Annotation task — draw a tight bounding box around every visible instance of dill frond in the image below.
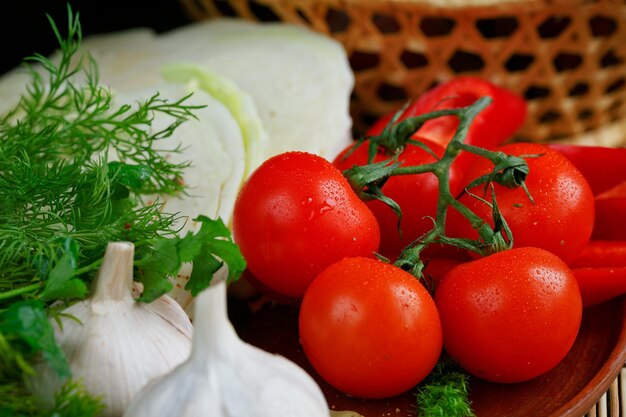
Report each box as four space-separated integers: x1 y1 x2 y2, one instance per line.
416 356 475 417
0 5 246 416
0 3 199 300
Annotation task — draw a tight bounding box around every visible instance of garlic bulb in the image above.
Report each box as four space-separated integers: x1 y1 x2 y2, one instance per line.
29 241 193 417
123 277 330 417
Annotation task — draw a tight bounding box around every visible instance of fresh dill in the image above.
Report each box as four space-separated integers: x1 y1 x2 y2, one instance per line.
416 355 475 417
0 5 200 302
0 5 246 417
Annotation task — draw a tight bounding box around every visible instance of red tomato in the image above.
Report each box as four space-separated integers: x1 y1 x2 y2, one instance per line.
446 142 595 264
232 152 380 298
334 138 463 260
435 247 583 383
299 257 442 399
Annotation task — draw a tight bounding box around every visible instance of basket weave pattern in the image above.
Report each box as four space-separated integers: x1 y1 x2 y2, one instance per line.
180 0 626 145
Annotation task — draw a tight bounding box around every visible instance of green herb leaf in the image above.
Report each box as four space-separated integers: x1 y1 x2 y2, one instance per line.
135 239 179 303
186 215 246 295
0 301 70 378
108 161 152 190
46 379 105 417
0 4 204 412
40 238 87 301
416 356 474 417
0 2 196 300
135 216 246 302
0 378 105 417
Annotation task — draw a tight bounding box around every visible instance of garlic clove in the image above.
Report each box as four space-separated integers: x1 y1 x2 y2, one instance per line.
28 242 193 417
123 277 330 417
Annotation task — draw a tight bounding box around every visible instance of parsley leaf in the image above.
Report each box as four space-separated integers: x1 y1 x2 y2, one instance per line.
0 301 70 378
40 238 87 302
135 216 246 303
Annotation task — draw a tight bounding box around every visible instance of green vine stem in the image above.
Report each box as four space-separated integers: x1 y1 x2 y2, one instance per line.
343 97 532 281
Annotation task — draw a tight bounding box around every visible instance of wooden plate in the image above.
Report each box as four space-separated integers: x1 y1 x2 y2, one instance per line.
229 295 626 417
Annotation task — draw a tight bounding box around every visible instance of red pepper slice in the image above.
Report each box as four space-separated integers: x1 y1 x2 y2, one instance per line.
593 181 626 241
367 77 528 150
572 267 626 308
547 144 626 196
571 240 626 268
570 240 626 307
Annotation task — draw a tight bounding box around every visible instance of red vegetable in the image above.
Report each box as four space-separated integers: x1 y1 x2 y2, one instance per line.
367 78 527 175
571 240 626 268
232 151 380 298
572 267 626 308
593 181 626 241
446 142 595 264
299 257 442 399
546 145 626 241
569 241 626 307
547 144 626 196
435 247 583 383
368 77 527 150
333 138 463 260
422 256 466 292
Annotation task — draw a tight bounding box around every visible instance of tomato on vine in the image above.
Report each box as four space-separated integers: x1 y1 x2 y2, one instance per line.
299 256 442 399
232 151 380 298
366 77 527 175
333 137 463 260
367 77 527 151
446 142 595 264
434 247 583 383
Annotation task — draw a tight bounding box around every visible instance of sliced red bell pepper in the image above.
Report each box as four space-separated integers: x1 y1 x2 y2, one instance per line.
366 77 527 177
570 241 626 307
572 267 626 308
571 240 626 268
593 181 626 241
547 144 626 196
367 77 528 151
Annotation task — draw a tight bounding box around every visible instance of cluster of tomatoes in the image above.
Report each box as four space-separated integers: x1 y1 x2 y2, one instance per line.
231 77 625 400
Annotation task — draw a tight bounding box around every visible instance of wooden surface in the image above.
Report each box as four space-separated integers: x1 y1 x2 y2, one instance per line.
231 296 626 417
584 368 625 417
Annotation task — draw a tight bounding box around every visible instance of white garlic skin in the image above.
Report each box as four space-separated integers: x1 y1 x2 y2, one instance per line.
123 278 330 417
29 242 193 417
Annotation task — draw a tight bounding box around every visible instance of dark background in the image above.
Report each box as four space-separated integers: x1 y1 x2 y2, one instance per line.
1 1 193 76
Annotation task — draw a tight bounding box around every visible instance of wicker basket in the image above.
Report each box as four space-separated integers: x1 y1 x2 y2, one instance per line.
179 0 626 146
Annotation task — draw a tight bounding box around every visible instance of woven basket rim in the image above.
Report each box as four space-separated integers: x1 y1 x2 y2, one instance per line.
334 0 573 8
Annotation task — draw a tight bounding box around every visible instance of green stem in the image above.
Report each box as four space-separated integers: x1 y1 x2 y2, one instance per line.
0 283 44 302
75 258 103 275
344 96 528 281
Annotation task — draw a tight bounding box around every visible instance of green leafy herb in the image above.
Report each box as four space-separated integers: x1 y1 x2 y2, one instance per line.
0 301 69 378
135 215 246 302
184 215 247 295
0 4 246 415
416 356 474 417
0 378 105 417
40 238 86 302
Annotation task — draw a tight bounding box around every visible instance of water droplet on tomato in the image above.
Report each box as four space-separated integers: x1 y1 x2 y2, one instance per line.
318 198 336 215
